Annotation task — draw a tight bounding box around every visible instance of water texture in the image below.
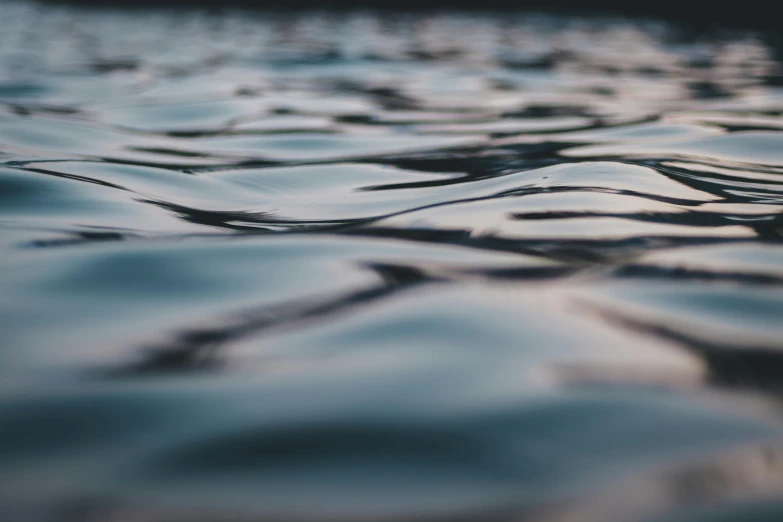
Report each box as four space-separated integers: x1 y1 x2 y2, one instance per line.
1 2 783 521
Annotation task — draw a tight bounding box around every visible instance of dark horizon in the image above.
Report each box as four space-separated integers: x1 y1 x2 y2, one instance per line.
28 0 780 32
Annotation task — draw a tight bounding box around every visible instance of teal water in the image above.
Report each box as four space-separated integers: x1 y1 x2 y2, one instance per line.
1 3 783 521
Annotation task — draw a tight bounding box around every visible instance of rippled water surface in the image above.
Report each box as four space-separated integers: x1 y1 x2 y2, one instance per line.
2 2 783 521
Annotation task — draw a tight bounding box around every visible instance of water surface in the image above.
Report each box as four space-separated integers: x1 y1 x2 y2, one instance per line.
1 3 783 521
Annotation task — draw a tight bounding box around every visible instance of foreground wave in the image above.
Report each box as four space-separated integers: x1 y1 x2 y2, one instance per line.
1 3 783 522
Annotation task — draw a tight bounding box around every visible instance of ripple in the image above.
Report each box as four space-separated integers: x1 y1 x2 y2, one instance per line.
92 98 266 133
0 234 556 376
1 4 783 522
1 381 778 520
0 166 214 234
568 280 783 349
183 133 486 162
566 132 783 167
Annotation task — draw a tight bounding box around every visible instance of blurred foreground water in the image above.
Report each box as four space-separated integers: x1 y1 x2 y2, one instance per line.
1 2 783 521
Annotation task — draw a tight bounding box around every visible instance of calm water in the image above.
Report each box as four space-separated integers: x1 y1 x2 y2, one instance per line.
2 2 783 521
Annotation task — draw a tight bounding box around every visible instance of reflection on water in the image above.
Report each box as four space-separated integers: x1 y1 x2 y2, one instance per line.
1 2 783 521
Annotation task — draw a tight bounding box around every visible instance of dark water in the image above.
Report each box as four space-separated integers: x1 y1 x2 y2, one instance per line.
2 2 783 521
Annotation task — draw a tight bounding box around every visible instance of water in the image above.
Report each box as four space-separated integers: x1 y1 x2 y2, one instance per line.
1 2 783 521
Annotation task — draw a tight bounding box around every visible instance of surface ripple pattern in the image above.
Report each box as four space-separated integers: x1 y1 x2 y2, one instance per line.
2 3 783 522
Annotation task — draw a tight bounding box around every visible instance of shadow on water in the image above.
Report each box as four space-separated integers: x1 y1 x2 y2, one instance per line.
104 263 431 376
